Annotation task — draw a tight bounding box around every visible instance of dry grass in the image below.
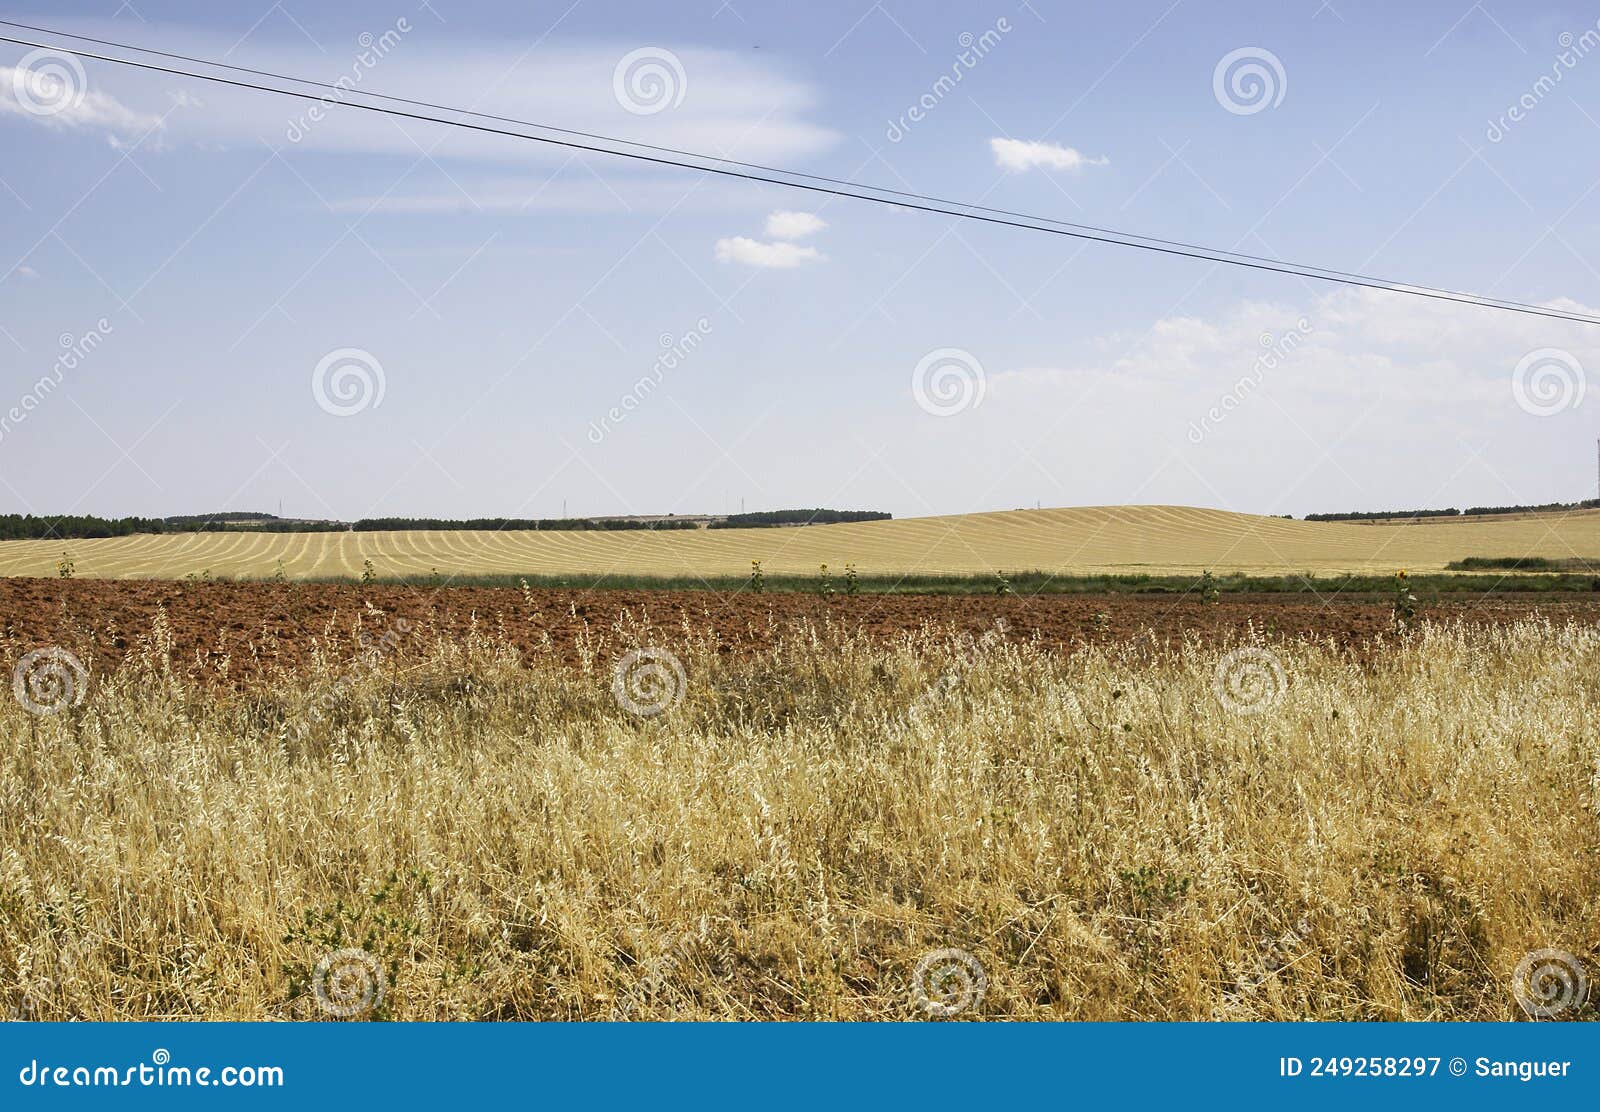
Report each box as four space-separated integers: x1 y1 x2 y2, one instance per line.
1 609 1597 1021
6 504 1600 579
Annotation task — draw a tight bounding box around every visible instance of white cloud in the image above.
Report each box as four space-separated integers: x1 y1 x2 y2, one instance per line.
0 64 166 146
764 210 827 239
981 289 1600 514
994 289 1600 458
989 137 1108 173
997 290 1600 401
715 209 830 267
329 175 773 215
714 236 823 268
16 265 39 280
0 21 836 169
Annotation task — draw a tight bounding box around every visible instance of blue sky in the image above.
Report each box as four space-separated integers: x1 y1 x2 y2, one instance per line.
2 0 1600 522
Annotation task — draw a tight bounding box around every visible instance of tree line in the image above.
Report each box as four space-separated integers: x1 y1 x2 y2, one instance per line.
3 508 896 540
709 509 892 528
351 517 702 532
1306 499 1600 522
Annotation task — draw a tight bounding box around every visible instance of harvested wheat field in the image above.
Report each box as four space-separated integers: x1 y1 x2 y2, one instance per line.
6 505 1600 580
2 583 1597 1020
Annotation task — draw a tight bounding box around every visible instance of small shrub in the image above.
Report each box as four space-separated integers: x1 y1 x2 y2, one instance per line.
282 869 431 1021
1393 569 1418 633
748 560 764 594
57 552 74 579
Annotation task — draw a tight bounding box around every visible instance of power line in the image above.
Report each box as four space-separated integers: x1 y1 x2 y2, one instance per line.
3 26 1598 327
4 17 1579 323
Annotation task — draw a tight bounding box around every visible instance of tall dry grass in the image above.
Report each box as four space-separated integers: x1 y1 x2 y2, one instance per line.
1 608 1596 1020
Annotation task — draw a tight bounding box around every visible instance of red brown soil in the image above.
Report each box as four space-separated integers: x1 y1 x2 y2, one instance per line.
4 578 1599 684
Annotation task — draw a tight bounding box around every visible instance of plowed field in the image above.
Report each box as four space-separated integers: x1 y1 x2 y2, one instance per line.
5 577 1599 683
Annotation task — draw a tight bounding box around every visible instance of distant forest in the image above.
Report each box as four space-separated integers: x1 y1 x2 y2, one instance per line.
0 513 324 541
352 517 701 532
709 509 892 528
1306 499 1600 522
2 509 892 541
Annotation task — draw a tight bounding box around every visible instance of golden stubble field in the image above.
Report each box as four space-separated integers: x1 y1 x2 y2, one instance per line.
4 505 1600 580
2 603 1596 1021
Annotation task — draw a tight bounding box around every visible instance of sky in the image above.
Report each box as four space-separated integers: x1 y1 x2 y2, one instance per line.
2 0 1600 523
